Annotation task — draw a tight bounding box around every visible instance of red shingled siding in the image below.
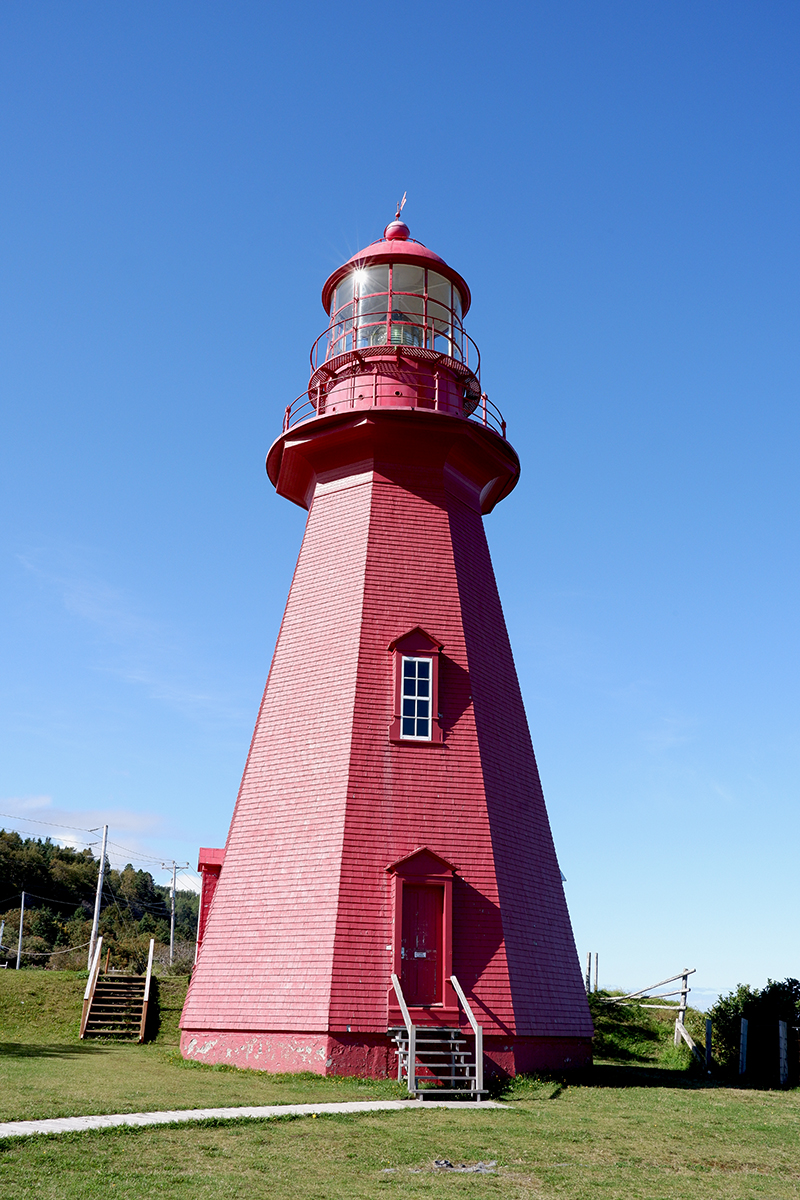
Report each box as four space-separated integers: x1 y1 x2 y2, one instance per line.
327 467 591 1040
449 499 594 1038
182 456 591 1049
329 467 512 1035
181 479 371 1032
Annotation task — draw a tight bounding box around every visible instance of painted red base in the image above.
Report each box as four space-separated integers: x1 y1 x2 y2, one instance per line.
180 1028 592 1079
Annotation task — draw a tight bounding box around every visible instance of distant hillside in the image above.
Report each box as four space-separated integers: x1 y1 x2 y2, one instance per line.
0 830 198 972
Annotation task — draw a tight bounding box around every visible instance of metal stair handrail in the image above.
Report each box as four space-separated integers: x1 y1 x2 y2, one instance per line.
80 936 104 1039
390 973 416 1094
449 974 484 1094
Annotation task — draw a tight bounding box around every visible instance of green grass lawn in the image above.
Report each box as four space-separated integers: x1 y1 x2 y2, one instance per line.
0 971 404 1121
2 1083 800 1199
2 972 800 1199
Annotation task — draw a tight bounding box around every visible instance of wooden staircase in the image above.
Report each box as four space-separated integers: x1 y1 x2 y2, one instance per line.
390 973 487 1100
80 937 154 1043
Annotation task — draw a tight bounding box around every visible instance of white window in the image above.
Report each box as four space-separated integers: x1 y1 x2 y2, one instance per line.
401 657 432 740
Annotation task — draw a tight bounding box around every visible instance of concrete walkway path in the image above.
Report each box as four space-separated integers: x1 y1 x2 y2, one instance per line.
0 1097 503 1140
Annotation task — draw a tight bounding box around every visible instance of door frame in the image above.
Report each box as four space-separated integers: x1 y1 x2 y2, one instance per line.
387 847 458 1025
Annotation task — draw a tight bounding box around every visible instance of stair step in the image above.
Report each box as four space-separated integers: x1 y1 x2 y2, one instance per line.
402 1065 472 1075
415 1090 488 1098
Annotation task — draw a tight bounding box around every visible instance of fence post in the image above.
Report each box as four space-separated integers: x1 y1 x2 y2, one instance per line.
779 1020 788 1086
15 892 25 969
705 1018 713 1072
739 1017 748 1077
674 969 689 1046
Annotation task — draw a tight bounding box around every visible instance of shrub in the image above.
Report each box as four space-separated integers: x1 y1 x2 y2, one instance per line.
708 978 800 1086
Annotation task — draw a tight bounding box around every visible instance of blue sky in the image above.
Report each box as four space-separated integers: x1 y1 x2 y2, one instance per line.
1 1 798 1006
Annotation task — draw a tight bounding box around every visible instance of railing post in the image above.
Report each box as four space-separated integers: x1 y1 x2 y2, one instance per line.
449 974 484 1096
138 938 155 1043
80 936 104 1039
390 972 416 1095
408 1025 416 1094
474 1025 483 1097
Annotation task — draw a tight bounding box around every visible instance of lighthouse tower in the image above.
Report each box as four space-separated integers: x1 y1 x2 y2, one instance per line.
180 214 593 1081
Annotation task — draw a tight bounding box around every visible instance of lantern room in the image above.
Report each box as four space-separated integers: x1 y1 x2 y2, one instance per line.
281 217 505 440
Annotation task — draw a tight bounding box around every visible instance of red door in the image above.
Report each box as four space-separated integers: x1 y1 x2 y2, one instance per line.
401 884 443 1005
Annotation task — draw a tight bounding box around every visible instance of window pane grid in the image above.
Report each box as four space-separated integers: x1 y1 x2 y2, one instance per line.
400 657 432 740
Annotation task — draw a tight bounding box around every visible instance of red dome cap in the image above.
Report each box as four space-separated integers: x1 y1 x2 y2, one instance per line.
321 224 471 316
383 219 410 240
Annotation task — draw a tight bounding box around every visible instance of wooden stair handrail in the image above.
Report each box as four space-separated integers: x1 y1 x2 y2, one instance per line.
138 938 155 1043
390 973 415 1094
80 936 104 1039
450 974 484 1095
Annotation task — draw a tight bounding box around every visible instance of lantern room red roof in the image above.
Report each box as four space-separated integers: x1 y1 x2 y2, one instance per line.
321 222 472 317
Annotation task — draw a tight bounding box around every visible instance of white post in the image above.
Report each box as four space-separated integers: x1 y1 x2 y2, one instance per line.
706 1018 713 1072
739 1017 748 1076
88 825 108 970
594 952 599 992
80 936 104 1038
407 1025 416 1094
674 969 689 1046
390 973 416 1095
449 974 485 1096
16 892 25 969
139 939 155 1042
0 919 5 951
585 951 591 994
779 1020 788 1086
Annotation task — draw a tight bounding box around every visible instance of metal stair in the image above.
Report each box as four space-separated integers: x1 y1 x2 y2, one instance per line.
390 1025 486 1098
390 973 487 1100
80 936 154 1043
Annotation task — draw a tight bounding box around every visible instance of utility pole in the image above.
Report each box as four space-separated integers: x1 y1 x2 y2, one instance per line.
88 825 109 970
162 862 189 966
16 892 25 969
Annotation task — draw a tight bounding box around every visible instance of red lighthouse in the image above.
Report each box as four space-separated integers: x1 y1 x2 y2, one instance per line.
180 213 593 1086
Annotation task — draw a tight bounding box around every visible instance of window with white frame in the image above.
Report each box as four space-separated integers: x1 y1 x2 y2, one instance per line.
401 657 432 740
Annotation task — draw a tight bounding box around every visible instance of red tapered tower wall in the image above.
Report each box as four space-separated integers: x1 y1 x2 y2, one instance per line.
180 221 593 1076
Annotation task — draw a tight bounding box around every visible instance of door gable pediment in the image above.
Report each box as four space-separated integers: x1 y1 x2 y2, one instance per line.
386 846 456 878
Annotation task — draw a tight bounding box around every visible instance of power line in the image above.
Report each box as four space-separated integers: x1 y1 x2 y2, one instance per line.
0 811 97 833
1 819 200 876
22 940 92 958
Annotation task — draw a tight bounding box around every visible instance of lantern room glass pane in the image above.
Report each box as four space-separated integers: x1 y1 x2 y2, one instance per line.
328 303 354 357
359 292 389 318
334 275 353 314
354 265 389 296
393 264 425 295
427 272 451 308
